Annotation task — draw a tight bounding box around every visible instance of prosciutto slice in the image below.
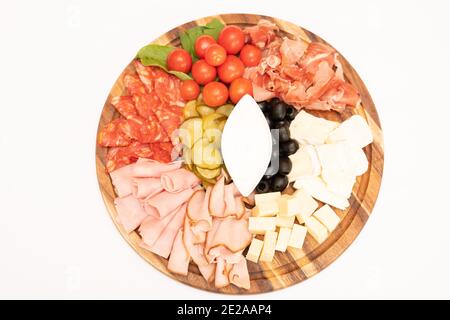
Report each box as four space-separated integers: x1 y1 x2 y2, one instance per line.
144 188 194 218
114 195 148 233
161 168 200 193
132 177 163 199
167 229 190 275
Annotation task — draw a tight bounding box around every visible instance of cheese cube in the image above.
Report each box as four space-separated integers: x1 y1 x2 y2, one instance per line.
287 224 307 249
275 227 292 252
246 238 264 263
293 189 319 223
260 231 278 262
255 192 281 206
313 205 340 232
304 216 328 243
251 201 279 217
278 195 301 217
248 217 276 234
276 215 295 228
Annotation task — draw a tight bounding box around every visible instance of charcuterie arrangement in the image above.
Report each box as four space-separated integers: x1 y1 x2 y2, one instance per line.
97 18 374 291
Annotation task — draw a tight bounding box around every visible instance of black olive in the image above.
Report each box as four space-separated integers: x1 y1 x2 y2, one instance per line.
285 105 298 121
264 163 277 179
278 125 291 142
258 101 270 114
270 174 289 192
271 120 288 129
270 102 287 121
264 113 273 128
255 180 271 194
278 157 292 175
280 139 299 156
269 97 281 107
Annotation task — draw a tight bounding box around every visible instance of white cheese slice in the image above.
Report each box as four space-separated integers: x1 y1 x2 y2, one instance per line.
260 230 278 262
293 176 350 210
290 110 339 145
254 192 281 206
287 224 308 249
326 115 373 149
288 145 321 182
248 217 277 234
313 204 340 232
304 216 328 243
221 94 272 196
325 175 356 199
276 214 295 228
292 188 319 223
275 227 292 252
246 238 264 263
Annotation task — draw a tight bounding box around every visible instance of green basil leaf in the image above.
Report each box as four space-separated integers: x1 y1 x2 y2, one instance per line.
203 19 225 40
179 19 224 60
167 70 192 80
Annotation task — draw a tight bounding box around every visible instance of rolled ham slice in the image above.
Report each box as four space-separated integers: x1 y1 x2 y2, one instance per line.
148 203 187 259
206 216 252 256
132 177 163 199
133 158 182 178
161 168 200 193
114 195 148 233
139 207 178 247
167 229 190 276
144 188 194 218
207 245 244 264
229 257 250 290
110 164 135 197
187 188 212 228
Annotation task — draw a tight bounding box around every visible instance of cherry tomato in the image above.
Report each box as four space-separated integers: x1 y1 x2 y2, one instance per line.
239 44 262 67
191 59 217 85
217 55 245 84
194 35 216 59
202 82 229 107
229 77 253 104
218 25 245 55
180 80 200 101
205 44 227 67
167 48 192 73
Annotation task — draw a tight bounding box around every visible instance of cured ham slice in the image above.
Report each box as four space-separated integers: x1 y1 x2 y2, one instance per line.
214 257 230 288
167 229 190 276
132 177 163 199
139 208 178 247
161 168 200 193
110 163 135 197
187 188 212 225
144 188 194 218
209 176 226 217
207 245 244 264
98 119 131 147
114 195 148 233
280 38 308 66
244 19 279 49
205 216 252 254
149 203 187 259
229 257 250 290
133 158 182 178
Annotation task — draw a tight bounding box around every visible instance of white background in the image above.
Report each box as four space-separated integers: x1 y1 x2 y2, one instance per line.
1 0 449 299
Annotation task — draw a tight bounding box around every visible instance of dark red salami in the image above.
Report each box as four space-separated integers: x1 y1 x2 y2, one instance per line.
98 118 131 147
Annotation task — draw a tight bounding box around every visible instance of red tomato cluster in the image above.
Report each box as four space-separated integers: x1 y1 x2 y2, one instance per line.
167 26 262 106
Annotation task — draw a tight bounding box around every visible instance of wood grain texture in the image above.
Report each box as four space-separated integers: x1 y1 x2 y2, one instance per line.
95 14 384 294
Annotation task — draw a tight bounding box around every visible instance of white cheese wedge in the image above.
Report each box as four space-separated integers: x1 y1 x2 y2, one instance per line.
326 115 373 149
248 217 277 234
293 176 349 210
246 238 264 263
288 145 321 182
276 214 295 228
290 110 339 145
304 216 328 243
293 188 319 223
313 204 340 232
260 231 278 262
221 94 272 196
275 227 292 252
288 224 308 249
255 191 281 206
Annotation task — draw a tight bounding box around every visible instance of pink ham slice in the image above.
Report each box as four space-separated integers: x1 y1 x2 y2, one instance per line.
110 164 135 197
207 245 244 264
167 229 190 276
133 158 182 178
144 188 194 218
148 203 187 259
187 188 212 227
229 257 251 290
209 176 226 217
132 177 163 199
114 195 148 233
139 207 178 247
214 257 230 288
161 168 200 193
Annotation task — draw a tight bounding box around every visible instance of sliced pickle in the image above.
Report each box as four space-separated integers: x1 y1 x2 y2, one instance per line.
183 100 199 119
216 104 234 117
179 117 203 148
202 112 226 131
218 118 227 132
182 146 194 171
192 137 222 170
204 127 222 147
196 166 221 180
197 105 215 117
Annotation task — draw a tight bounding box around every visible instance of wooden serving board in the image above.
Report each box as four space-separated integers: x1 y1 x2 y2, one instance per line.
96 14 384 294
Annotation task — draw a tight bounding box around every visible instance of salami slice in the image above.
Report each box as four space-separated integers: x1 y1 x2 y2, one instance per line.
123 73 146 96
110 96 137 119
152 104 184 141
98 118 131 147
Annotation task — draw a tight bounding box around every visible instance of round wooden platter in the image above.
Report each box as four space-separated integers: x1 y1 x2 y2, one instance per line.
96 14 384 294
